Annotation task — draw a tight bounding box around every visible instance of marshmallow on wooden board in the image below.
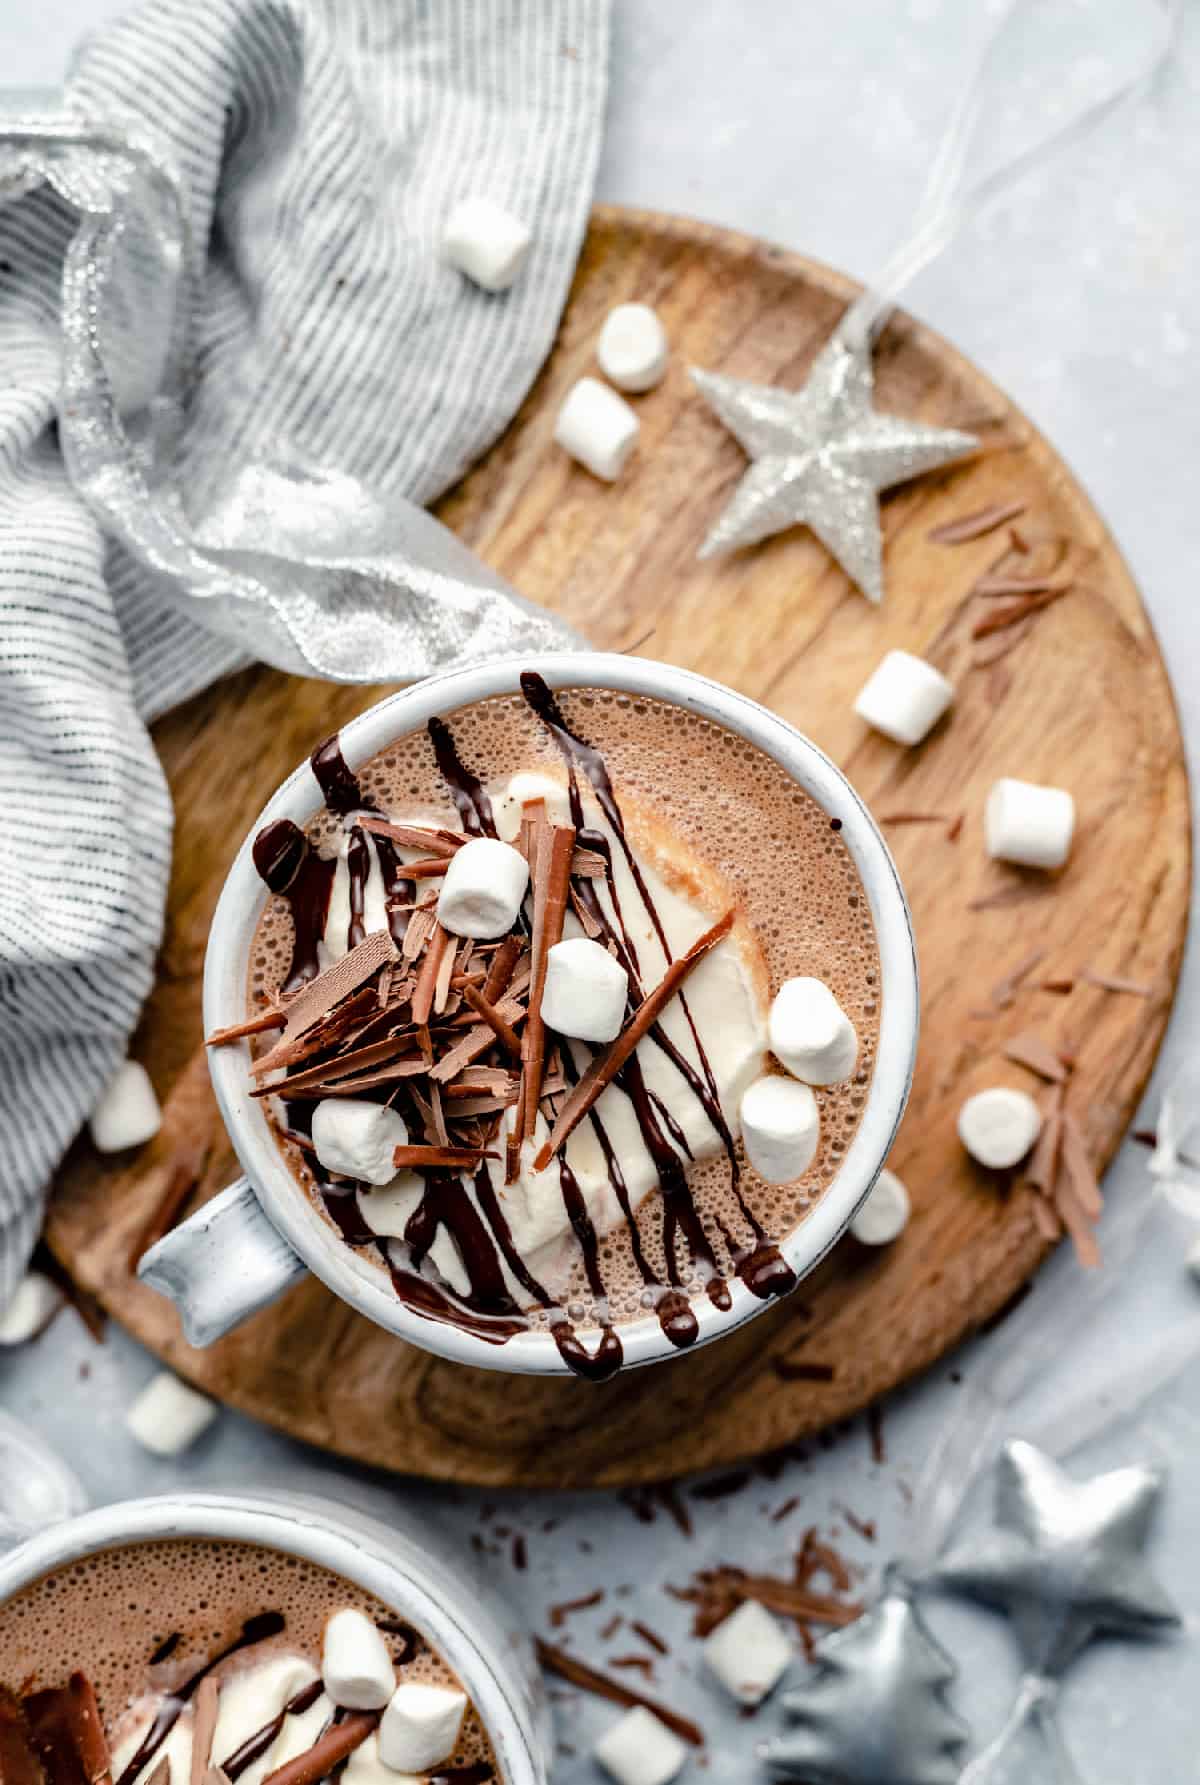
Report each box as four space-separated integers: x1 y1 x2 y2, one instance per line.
437 836 530 940
554 377 640 482
592 1706 688 1785
853 649 954 747
126 1371 218 1456
322 1608 396 1710
985 777 1075 870
312 1100 409 1186
740 1075 819 1183
849 1166 911 1245
379 1682 467 1774
441 196 531 292
768 977 858 1086
540 936 629 1043
597 303 670 392
958 1086 1042 1170
0 1272 63 1344
703 1598 793 1705
89 1059 162 1153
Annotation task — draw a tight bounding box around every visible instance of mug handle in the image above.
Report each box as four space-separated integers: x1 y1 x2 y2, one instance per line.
138 1178 308 1348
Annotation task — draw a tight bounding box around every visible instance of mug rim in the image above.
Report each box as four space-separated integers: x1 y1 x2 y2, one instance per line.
0 1492 540 1785
204 651 918 1373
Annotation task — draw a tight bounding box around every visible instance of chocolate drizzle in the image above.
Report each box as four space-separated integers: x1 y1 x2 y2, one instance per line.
113 1615 285 1785
252 675 803 1379
219 1681 324 1781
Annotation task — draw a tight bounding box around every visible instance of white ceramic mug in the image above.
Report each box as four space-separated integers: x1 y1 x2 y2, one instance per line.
140 652 918 1371
0 1490 548 1785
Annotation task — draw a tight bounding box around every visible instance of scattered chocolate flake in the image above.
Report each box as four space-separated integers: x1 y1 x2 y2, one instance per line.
879 812 948 827
866 1404 885 1465
971 585 1069 639
840 1509 877 1543
673 1561 860 1644
535 911 735 1170
599 1615 623 1642
988 950 1046 1010
631 1622 669 1656
391 1144 497 1170
946 813 964 843
619 1485 694 1536
690 1471 752 1502
549 1591 605 1629
462 984 522 1060
770 1497 801 1523
534 1642 704 1748
1079 968 1154 998
511 1535 527 1572
928 500 1026 543
1002 1031 1069 1084
1133 1128 1158 1149
1059 1113 1104 1221
412 923 451 1027
276 931 397 1046
609 1657 655 1680
772 1357 836 1383
1040 977 1075 995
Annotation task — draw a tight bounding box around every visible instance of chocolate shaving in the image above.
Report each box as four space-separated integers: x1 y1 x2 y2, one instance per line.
0 1689 44 1785
1079 968 1154 998
277 931 397 1043
252 1035 423 1098
1059 1113 1104 1220
392 1143 496 1169
299 1060 429 1097
430 993 527 1082
946 813 964 843
1002 1031 1069 1083
434 936 458 1015
189 1679 220 1785
444 1066 519 1098
534 1642 703 1748
392 857 453 880
401 905 436 962
206 1009 285 1046
23 1674 112 1785
971 585 1069 638
569 887 604 939
518 824 576 1152
463 984 521 1060
484 936 523 1002
570 846 607 878
412 923 450 1026
989 949 1045 1008
259 1714 377 1785
549 1590 605 1628
534 910 735 1170
1040 977 1075 995
880 812 948 826
928 500 1026 543
1024 1089 1064 1194
357 818 463 855
428 1081 450 1147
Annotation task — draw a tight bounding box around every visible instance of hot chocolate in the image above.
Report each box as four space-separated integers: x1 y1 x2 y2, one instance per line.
0 1537 496 1785
229 672 880 1378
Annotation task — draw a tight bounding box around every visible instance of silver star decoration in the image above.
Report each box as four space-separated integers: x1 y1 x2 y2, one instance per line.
692 332 977 602
764 1580 968 1785
934 1439 1180 1678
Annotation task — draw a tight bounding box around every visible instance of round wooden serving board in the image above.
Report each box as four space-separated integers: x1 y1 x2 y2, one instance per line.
46 208 1189 1488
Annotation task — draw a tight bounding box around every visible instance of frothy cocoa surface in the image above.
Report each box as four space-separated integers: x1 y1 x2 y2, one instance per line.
0 1537 496 1778
250 685 881 1336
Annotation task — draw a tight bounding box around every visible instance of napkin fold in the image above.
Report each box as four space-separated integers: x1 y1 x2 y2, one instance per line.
0 0 607 1305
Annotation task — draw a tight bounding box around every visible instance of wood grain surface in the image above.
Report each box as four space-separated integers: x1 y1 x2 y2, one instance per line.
45 208 1190 1488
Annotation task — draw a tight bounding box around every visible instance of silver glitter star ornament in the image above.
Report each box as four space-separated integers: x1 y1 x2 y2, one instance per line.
764 1578 968 1785
692 332 976 602
934 1439 1180 1677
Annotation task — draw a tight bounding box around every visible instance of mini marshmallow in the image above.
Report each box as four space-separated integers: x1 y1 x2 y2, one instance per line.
322 1608 396 1710
985 777 1075 870
593 1707 687 1785
849 1166 911 1245
853 649 954 747
740 1075 819 1183
703 1598 793 1706
126 1371 218 1456
437 836 530 940
379 1682 467 1774
312 1100 409 1186
442 196 531 292
553 377 640 482
768 977 858 1086
0 1272 63 1345
597 303 670 392
541 937 629 1043
89 1059 161 1153
958 1086 1043 1170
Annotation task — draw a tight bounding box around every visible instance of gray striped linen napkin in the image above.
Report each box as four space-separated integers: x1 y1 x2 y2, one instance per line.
0 0 608 1308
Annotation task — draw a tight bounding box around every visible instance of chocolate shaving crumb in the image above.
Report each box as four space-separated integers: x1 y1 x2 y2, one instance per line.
928 500 1026 543
599 1615 623 1642
1079 968 1154 998
534 1642 703 1748
1059 1113 1104 1222
867 1404 885 1465
392 1144 496 1169
206 1010 285 1046
401 906 436 963
879 812 948 826
484 936 523 1002
412 923 450 1027
771 1497 800 1523
609 1657 655 1680
1040 977 1075 995
946 813 965 843
463 984 522 1060
1002 1031 1069 1083
276 931 398 1045
772 1357 836 1383
357 818 462 855
549 1590 605 1628
1025 1090 1064 1195
985 949 1042 1006
631 1622 668 1655
971 585 1069 638
535 910 735 1170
